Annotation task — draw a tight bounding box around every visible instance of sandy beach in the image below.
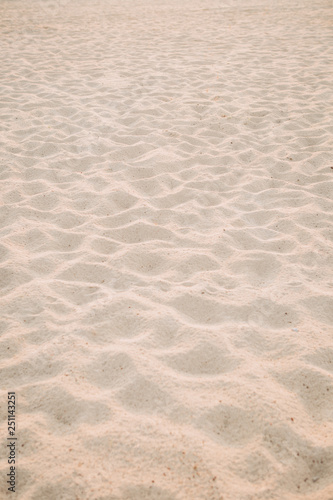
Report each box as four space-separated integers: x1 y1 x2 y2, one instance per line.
0 0 333 498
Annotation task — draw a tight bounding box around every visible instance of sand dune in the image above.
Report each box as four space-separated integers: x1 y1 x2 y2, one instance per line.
0 0 333 498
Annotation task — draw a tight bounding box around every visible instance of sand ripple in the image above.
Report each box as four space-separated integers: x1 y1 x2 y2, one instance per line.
0 0 332 498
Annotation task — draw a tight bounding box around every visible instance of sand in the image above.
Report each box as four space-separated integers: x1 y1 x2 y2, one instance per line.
0 0 333 498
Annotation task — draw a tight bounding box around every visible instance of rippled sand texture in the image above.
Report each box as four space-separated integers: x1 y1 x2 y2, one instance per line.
0 0 333 498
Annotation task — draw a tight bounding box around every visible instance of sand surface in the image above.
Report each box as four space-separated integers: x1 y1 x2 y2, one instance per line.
0 0 333 498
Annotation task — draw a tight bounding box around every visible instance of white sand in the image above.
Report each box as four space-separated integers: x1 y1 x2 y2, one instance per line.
0 0 333 498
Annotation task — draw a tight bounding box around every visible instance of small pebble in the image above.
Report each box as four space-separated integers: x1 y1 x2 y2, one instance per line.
292 328 299 332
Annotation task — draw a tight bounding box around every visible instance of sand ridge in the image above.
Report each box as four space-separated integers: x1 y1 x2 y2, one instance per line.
0 0 333 498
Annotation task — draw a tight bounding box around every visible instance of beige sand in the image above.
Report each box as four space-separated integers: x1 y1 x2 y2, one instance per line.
0 0 333 498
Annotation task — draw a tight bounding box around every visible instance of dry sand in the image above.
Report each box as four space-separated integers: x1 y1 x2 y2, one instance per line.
0 0 333 498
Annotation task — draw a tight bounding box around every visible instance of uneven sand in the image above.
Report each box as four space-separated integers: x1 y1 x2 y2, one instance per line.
0 0 333 498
